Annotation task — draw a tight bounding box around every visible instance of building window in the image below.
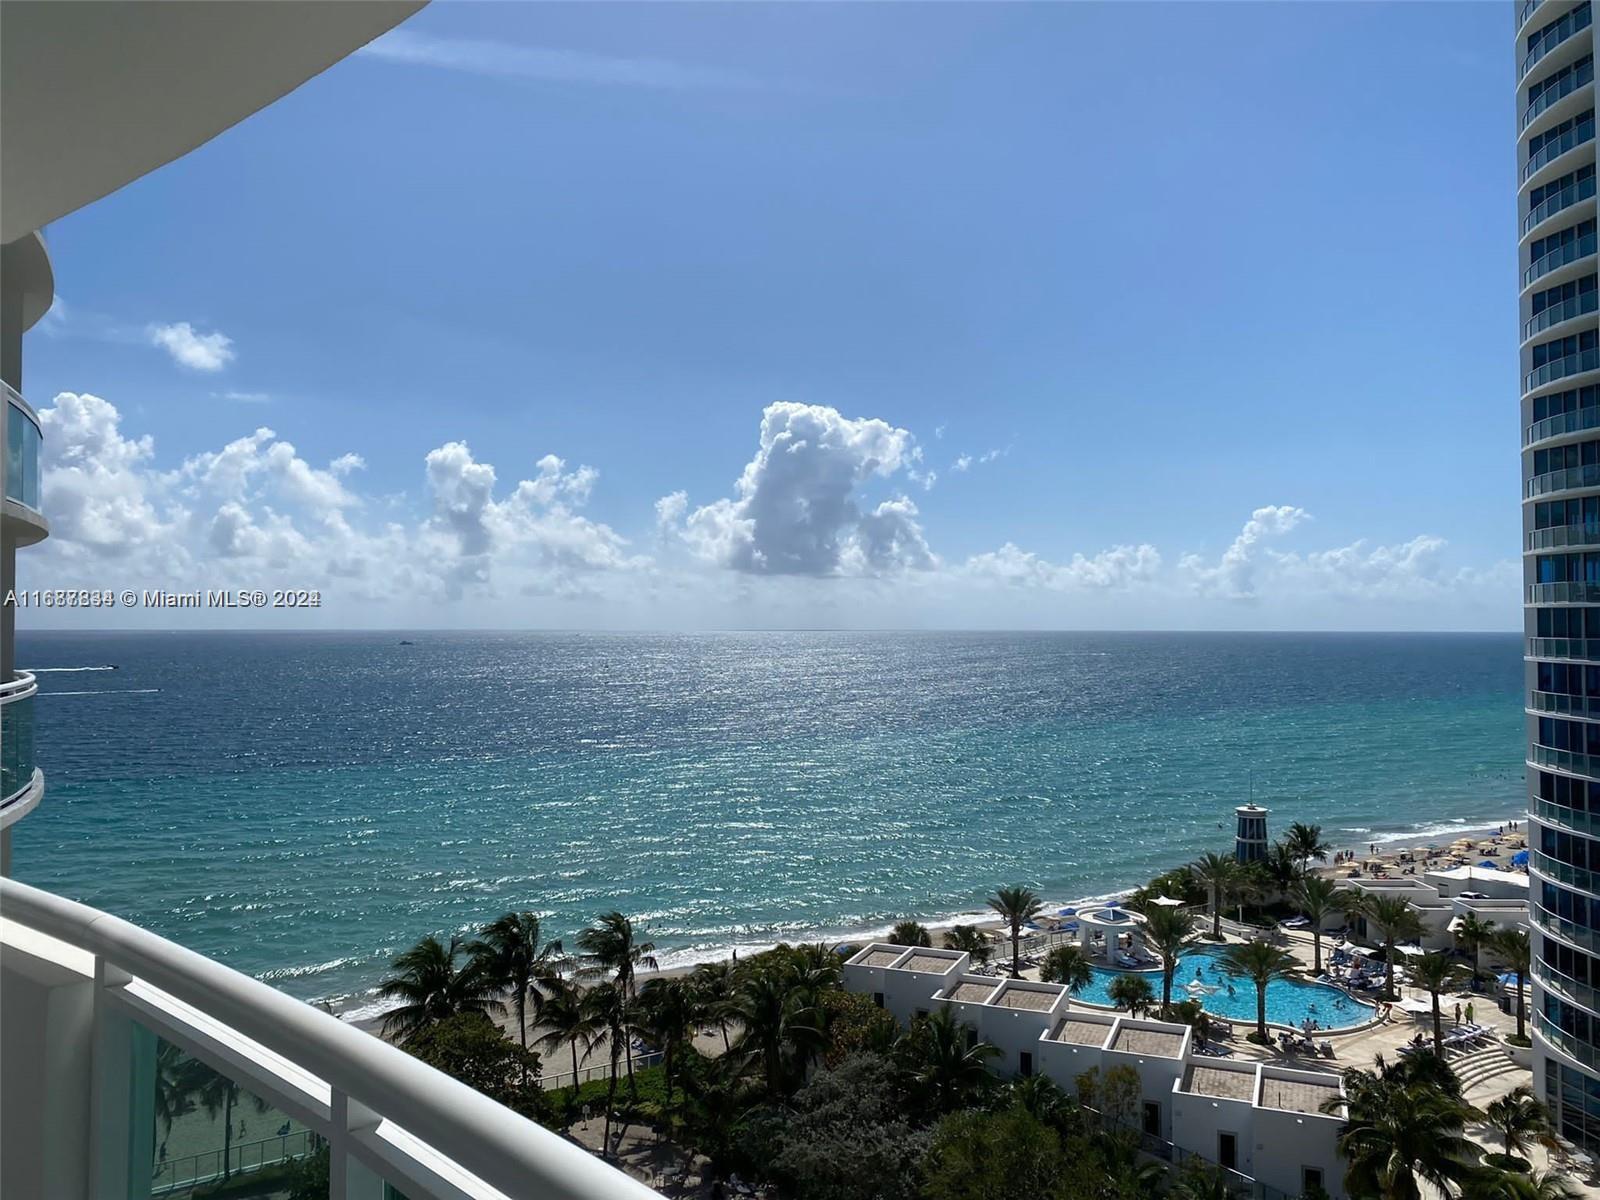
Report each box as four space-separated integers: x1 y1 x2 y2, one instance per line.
1303 1167 1325 1194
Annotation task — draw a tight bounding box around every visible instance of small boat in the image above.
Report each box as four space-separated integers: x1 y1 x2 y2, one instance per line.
398 640 415 646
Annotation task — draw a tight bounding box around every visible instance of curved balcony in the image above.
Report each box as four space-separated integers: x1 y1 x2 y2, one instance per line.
1525 460 1600 497
1522 4 1594 83
1520 0 1547 36
0 878 657 1200
1527 347 1600 393
1525 287 1600 341
1528 523 1600 550
1536 959 1600 1016
1525 230 1596 289
0 671 42 830
4 383 47 545
1529 636 1600 659
1536 797 1600 834
1526 402 1600 445
1534 847 1600 895
1529 581 1600 603
1537 1011 1600 1070
1523 174 1597 238
1536 900 1600 954
1522 57 1594 134
1524 116 1596 185
1530 688 1600 716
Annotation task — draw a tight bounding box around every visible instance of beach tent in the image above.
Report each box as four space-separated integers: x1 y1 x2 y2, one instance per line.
1511 850 1530 867
1477 859 1500 870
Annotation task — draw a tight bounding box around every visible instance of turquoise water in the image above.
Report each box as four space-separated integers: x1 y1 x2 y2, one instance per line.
1075 947 1376 1031
10 631 1524 1018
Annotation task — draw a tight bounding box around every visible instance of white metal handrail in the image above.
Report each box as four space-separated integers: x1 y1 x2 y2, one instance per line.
0 669 37 702
0 878 659 1200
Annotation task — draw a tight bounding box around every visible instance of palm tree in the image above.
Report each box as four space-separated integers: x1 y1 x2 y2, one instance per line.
1466 1168 1582 1200
584 983 626 1157
637 976 701 1102
691 959 738 1053
988 885 1043 978
154 1041 196 1148
1172 998 1213 1052
728 966 824 1096
942 924 993 965
1408 952 1467 1055
1283 822 1331 873
898 1005 998 1112
1008 1073 1072 1125
1295 875 1340 975
1220 940 1297 1043
1107 972 1155 1017
1325 1064 1482 1200
376 934 505 1043
576 911 658 1095
1040 944 1094 993
1491 928 1531 1041
1190 853 1238 940
1263 842 1305 893
181 1058 268 1185
1483 1085 1559 1162
1144 904 1199 1013
1361 894 1423 1000
467 911 563 1065
532 977 597 1107
1454 913 1497 983
888 919 932 947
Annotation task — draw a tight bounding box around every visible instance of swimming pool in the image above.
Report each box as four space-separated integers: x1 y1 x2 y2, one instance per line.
1073 946 1376 1031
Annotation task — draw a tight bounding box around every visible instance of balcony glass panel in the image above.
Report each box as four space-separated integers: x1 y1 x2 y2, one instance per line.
1527 402 1600 444
1537 797 1600 833
1528 348 1600 392
1524 54 1594 131
1531 688 1600 716
1523 4 1594 82
1529 582 1600 603
1537 960 1600 1015
1531 636 1600 659
1527 461 1600 496
1527 288 1600 340
1538 1011 1600 1069
1526 116 1597 183
1 691 35 804
5 388 41 512
136 1026 317 1200
1527 231 1598 288
1521 0 1545 32
1537 901 1600 953
1524 173 1598 236
1528 523 1600 550
1534 847 1600 895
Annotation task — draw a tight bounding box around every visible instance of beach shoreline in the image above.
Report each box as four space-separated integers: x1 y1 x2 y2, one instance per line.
340 809 1526 1032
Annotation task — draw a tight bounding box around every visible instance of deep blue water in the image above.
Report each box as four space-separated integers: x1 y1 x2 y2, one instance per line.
10 631 1525 1017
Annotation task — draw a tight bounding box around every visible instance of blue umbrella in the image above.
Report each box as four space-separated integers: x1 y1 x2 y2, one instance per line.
1477 859 1499 869
1057 907 1078 917
1511 849 1530 867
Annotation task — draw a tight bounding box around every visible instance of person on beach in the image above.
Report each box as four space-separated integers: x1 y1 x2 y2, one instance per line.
1465 1001 1475 1025
1454 1002 1461 1026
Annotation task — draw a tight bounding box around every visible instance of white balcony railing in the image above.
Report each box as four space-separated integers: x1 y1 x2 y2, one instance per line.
0 877 661 1200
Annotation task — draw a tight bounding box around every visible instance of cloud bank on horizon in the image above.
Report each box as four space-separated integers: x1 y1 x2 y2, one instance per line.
16 390 1517 630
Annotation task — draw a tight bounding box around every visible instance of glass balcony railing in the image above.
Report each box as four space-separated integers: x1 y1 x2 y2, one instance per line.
1526 460 1600 496
1536 960 1600 1016
5 383 42 513
1536 797 1600 834
1526 118 1597 183
1523 4 1593 82
1537 1012 1600 1069
1535 901 1600 953
1524 174 1598 236
1528 347 1600 392
1530 688 1600 715
1521 0 1546 32
1533 847 1600 895
1530 582 1600 603
1526 289 1600 340
1526 232 1597 288
1526 402 1600 444
1528 523 1600 549
0 673 37 807
1523 56 1594 132
1530 636 1600 659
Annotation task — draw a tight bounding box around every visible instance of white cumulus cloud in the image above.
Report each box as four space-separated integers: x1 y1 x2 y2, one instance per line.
1179 504 1310 600
148 322 235 372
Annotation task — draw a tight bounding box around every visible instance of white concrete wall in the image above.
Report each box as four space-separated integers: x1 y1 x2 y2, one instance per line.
1170 1081 1255 1179
0 952 94 1199
1253 1071 1347 1200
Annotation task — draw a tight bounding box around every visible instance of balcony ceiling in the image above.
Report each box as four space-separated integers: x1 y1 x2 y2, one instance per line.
0 0 424 244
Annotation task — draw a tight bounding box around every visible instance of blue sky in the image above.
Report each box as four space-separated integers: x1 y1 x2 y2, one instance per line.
20 2 1521 630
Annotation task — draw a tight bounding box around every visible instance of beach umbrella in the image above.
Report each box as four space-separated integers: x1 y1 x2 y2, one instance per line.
1511 849 1530 867
1149 895 1184 907
1477 859 1500 869
1057 907 1078 917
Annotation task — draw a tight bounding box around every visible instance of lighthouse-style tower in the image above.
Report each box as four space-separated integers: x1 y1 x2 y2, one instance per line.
1234 804 1269 864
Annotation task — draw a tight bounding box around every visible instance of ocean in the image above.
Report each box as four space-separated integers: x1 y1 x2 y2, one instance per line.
10 630 1525 1019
